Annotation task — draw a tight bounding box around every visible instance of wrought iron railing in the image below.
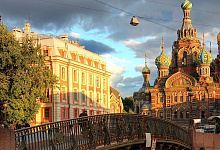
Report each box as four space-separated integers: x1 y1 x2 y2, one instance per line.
14 114 191 150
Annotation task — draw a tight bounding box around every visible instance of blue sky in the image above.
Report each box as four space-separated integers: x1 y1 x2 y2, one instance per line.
1 0 220 97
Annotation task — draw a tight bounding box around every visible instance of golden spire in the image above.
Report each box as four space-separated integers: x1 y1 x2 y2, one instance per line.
161 37 164 53
202 33 205 48
210 42 212 54
145 54 147 65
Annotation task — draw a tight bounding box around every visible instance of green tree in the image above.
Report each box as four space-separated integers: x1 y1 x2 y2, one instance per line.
0 23 57 124
122 96 134 113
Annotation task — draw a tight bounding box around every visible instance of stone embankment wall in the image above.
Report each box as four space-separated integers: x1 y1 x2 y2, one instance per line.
0 128 15 150
191 130 220 150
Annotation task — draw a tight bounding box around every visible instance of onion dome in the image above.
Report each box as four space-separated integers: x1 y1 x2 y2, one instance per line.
181 0 192 10
155 38 171 68
217 33 220 42
196 34 212 65
142 54 151 74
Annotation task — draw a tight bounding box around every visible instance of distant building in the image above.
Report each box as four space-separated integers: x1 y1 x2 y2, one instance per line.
13 23 111 125
134 0 220 125
110 87 124 113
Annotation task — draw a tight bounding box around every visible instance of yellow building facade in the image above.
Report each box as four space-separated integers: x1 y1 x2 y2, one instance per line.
110 87 124 113
13 23 111 125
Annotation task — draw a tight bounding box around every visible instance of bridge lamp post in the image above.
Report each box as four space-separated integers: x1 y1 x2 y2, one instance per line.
3 103 7 121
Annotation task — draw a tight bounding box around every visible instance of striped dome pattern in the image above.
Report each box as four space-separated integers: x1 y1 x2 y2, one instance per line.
181 0 192 10
196 48 212 65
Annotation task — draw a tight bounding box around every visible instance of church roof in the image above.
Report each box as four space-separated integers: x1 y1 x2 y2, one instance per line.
110 87 120 99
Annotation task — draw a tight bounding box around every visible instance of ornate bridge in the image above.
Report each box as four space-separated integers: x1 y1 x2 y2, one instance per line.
14 114 192 150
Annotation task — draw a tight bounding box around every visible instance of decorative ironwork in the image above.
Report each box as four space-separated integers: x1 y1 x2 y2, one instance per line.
14 114 192 150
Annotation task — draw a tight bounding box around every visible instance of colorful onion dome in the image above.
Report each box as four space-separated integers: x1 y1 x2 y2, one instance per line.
197 34 212 65
181 0 192 10
155 38 171 68
196 48 212 65
217 33 220 42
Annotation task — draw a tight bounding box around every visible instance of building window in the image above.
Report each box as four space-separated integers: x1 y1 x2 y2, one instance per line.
202 96 205 101
160 112 163 118
174 96 177 102
180 111 184 118
82 90 86 103
44 108 49 118
63 109 66 119
103 78 106 90
74 109 78 118
180 96 183 102
186 111 190 119
201 111 205 119
103 94 107 105
111 105 115 113
73 69 78 82
97 93 100 104
96 76 100 87
82 72 86 84
61 87 67 103
89 74 93 86
89 110 94 116
73 89 78 102
43 50 49 56
160 97 163 103
175 53 178 67
186 96 189 102
61 67 66 80
183 52 187 66
174 111 178 119
89 91 93 103
45 89 50 100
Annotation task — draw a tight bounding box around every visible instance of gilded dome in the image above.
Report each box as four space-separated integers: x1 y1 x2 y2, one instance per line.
217 33 220 42
181 0 192 10
196 48 212 65
155 38 171 68
142 65 150 74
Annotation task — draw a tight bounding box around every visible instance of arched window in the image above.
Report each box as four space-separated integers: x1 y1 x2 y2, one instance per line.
174 111 178 119
183 52 187 66
89 91 93 103
175 53 178 67
136 106 139 114
111 105 115 113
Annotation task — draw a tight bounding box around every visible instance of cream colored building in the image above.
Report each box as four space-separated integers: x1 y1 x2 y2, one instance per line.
110 87 124 113
13 23 111 125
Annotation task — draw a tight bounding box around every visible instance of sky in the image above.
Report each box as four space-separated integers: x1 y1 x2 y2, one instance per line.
1 0 220 98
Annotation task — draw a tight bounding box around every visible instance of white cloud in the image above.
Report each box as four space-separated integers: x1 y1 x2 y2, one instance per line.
69 32 80 38
123 40 142 46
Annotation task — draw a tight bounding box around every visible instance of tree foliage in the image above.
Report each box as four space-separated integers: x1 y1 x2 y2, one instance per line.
122 96 134 113
0 23 57 124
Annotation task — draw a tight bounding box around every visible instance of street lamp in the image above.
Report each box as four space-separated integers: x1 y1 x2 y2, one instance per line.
3 103 7 121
